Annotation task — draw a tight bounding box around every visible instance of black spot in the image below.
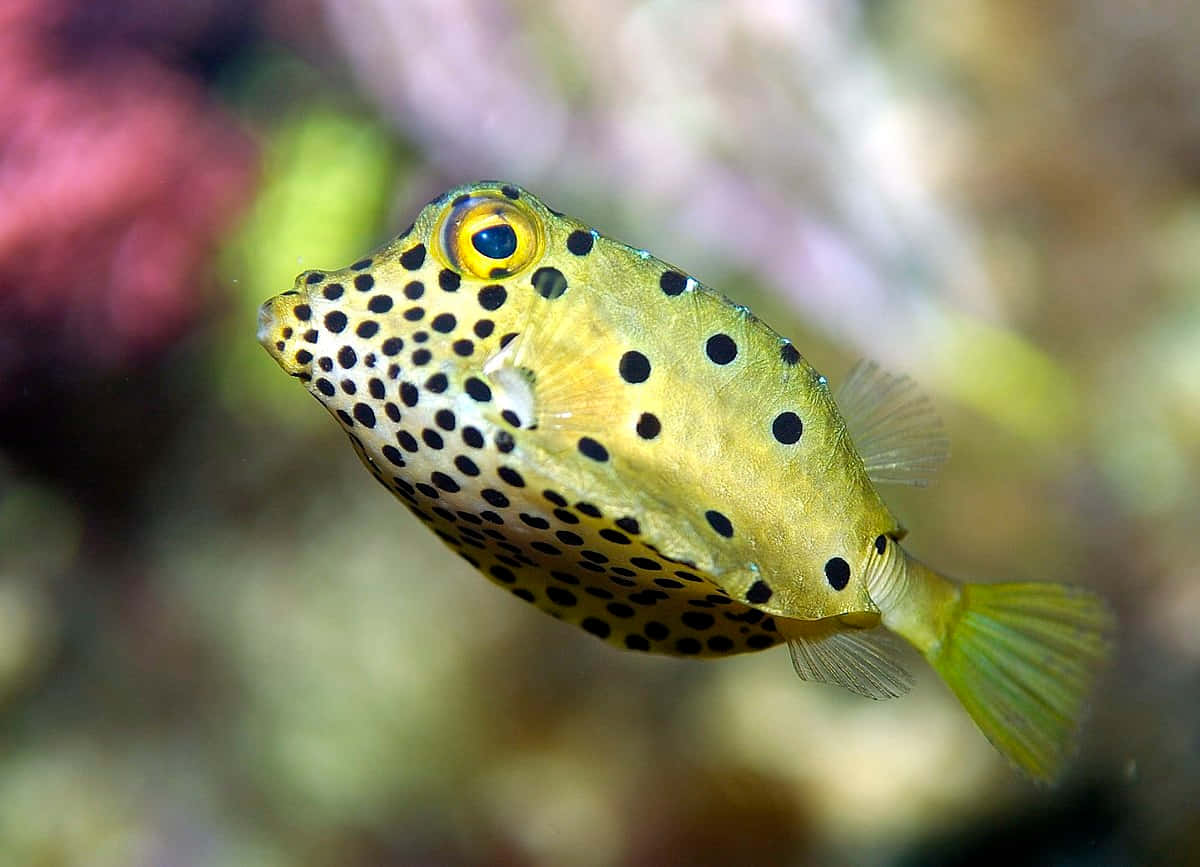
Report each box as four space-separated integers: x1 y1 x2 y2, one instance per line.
532 541 561 556
576 502 601 518
490 564 516 584
555 530 584 546
499 332 518 348
397 430 419 452
780 343 801 365
295 349 313 365
630 557 662 571
520 513 550 530
413 331 429 343
382 445 405 466
425 373 448 393
422 429 444 449
705 333 737 365
495 430 515 453
305 271 324 284
478 284 507 310
501 184 520 199
581 617 611 639
542 490 567 507
323 283 344 300
625 634 650 651
404 281 424 299
578 437 609 462
606 603 635 619
747 634 775 650
411 349 432 366
551 570 579 585
746 580 773 604
659 270 687 296
644 621 669 641
454 455 480 476
705 509 734 538
337 346 357 368
453 339 474 357
336 409 354 426
580 549 606 563
414 482 438 499
325 311 348 333
356 321 379 338
481 488 509 508
825 557 851 590
875 535 887 555
439 269 461 292
435 409 456 431
367 294 393 314
636 413 661 440
303 329 318 343
618 350 651 384
463 426 485 448
675 638 702 654
431 472 459 493
681 612 714 630
382 337 403 356
654 578 684 589
473 319 494 338
566 230 594 255
615 517 640 534
340 379 357 395
532 267 568 300
431 313 456 333
553 508 578 525
316 378 335 397
772 411 803 445
707 636 734 652
599 529 630 545
404 307 424 321
498 467 525 487
465 378 492 402
400 244 426 270
353 403 375 427
546 586 577 607
400 383 418 406
384 402 401 422
352 258 372 271
354 273 374 292
293 304 312 321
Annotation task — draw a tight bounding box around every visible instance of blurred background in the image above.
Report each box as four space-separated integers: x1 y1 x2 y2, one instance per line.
1 0 1197 864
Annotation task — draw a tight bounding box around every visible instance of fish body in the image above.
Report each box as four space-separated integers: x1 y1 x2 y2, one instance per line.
258 181 1111 781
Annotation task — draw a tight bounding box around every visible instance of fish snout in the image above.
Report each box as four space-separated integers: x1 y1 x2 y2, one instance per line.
257 292 312 377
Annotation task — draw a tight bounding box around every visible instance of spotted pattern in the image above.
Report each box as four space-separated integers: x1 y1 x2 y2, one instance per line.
258 181 896 663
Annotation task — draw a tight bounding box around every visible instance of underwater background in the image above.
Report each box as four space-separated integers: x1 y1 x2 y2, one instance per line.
1 1 1197 864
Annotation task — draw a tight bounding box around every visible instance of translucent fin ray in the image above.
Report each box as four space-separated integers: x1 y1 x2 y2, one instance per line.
930 581 1114 783
836 360 949 486
779 618 914 700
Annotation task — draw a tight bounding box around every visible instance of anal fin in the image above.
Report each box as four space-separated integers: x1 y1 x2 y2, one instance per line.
778 617 915 700
836 360 950 487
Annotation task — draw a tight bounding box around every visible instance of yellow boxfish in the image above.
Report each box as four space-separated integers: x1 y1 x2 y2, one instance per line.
258 181 1111 782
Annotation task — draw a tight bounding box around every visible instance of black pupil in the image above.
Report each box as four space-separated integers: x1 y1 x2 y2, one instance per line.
471 224 518 260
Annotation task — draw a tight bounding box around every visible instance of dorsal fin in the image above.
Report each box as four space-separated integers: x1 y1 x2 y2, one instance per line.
778 617 914 700
836 360 950 487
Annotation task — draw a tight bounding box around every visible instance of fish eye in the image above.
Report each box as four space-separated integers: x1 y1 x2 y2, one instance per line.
435 192 542 279
471 224 518 260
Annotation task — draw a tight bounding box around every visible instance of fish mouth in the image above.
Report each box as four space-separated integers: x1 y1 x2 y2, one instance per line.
257 293 309 376
256 299 278 350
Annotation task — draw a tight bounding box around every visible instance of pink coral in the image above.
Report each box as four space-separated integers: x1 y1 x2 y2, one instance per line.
0 0 255 378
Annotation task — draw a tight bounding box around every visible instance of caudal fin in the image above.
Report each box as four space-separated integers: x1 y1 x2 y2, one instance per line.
928 580 1113 782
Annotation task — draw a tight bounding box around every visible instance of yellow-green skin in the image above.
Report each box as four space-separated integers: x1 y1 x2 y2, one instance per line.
259 181 901 657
